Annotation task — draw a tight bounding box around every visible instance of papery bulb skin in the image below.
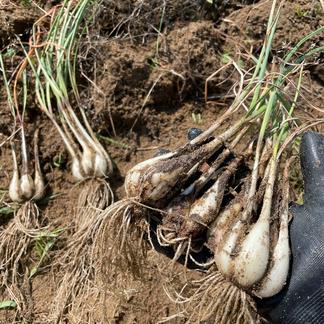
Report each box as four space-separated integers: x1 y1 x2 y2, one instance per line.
125 153 173 198
94 153 108 178
33 171 45 201
148 168 183 201
72 158 84 182
81 147 94 177
20 174 35 200
9 170 22 202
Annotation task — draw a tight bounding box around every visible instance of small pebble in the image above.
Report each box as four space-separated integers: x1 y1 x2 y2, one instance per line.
187 127 203 140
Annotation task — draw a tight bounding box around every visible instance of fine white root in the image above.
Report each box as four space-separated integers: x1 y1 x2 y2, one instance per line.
1 126 46 323
2 135 45 282
50 179 113 323
0 201 42 285
96 199 150 280
163 269 261 324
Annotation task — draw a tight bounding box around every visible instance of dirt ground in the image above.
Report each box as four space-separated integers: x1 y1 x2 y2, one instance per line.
0 0 323 323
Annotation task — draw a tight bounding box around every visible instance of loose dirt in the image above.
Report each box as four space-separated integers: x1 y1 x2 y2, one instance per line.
0 0 323 323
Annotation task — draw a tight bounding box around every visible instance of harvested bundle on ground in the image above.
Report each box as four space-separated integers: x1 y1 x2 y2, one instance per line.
20 0 114 321
0 54 46 320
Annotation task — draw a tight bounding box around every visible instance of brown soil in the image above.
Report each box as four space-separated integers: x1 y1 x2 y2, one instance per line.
0 0 323 323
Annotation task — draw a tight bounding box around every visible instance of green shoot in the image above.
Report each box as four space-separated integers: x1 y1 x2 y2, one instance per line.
155 3 166 56
0 300 17 310
25 0 113 181
192 112 203 124
30 229 63 278
295 5 308 18
97 134 130 149
53 153 67 169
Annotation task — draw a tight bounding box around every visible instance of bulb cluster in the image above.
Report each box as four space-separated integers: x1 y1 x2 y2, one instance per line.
9 143 45 203
71 149 111 181
124 129 290 300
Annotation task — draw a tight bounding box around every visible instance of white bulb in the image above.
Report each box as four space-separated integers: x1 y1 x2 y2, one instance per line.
125 153 173 197
33 171 45 201
72 158 84 181
255 210 290 298
214 220 243 279
94 153 108 178
9 170 21 202
81 147 94 177
20 174 35 200
233 218 270 287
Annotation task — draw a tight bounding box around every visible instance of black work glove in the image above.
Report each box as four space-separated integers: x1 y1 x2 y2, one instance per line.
266 131 324 323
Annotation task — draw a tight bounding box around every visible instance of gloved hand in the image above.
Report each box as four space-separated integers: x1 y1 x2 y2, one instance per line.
265 131 324 323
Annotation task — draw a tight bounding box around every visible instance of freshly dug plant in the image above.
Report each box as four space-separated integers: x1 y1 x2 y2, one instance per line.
0 136 45 280
214 152 284 289
208 138 273 251
0 54 45 319
21 1 114 321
